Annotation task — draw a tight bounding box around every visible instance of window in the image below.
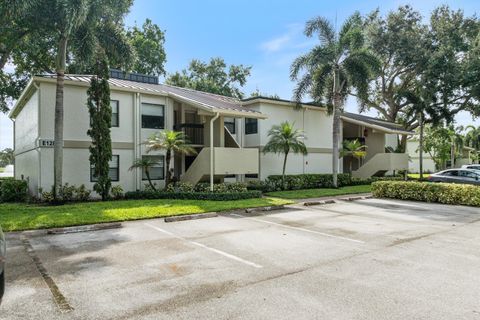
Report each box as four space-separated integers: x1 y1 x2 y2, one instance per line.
89 100 119 127
142 103 165 129
245 174 259 178
245 118 258 134
90 155 119 182
142 155 164 180
442 170 458 176
224 117 236 134
460 170 479 179
111 100 119 127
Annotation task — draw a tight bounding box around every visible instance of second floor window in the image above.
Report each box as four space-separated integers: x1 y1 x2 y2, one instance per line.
224 118 236 134
245 118 258 134
111 100 119 127
142 103 165 129
90 100 120 128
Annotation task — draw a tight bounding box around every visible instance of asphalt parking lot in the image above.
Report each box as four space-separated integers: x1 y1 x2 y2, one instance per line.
1 198 480 320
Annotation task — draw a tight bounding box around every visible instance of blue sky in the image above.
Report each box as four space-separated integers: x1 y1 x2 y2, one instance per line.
1 0 479 149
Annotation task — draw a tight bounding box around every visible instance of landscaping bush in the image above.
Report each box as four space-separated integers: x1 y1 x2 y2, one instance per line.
40 184 91 203
110 185 124 200
0 178 28 202
371 181 480 207
124 190 262 201
265 174 402 191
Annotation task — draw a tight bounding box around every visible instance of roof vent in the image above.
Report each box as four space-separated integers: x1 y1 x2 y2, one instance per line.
109 69 159 84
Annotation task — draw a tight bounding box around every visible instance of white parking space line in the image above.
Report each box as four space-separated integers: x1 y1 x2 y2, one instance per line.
230 214 365 244
144 223 263 269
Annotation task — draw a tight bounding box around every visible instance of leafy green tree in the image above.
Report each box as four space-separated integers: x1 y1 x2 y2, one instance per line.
447 125 465 168
362 6 480 149
129 158 160 191
0 0 53 113
291 13 380 187
464 125 480 150
144 130 197 187
263 122 307 189
340 139 367 174
0 148 14 167
423 126 455 170
87 58 112 201
126 19 166 76
166 57 251 98
249 89 280 99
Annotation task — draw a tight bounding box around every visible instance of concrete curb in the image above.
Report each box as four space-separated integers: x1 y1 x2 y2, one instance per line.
244 205 286 213
46 222 122 235
303 195 373 207
164 212 218 223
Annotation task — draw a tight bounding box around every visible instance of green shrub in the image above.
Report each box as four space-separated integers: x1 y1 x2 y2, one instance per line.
265 174 401 191
40 184 91 203
59 183 76 202
372 181 480 207
0 178 28 202
75 184 91 201
111 185 124 200
124 190 262 201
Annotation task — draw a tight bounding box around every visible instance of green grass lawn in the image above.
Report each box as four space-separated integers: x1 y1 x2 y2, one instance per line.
408 173 431 179
265 185 372 200
0 197 292 232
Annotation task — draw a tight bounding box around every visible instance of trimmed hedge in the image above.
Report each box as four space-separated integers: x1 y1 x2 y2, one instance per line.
0 178 28 202
124 190 262 201
262 174 403 191
372 181 480 207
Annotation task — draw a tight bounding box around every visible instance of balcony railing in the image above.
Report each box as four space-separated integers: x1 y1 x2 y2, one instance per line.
174 123 204 145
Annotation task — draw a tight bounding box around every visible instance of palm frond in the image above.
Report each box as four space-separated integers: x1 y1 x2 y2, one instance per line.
304 16 335 45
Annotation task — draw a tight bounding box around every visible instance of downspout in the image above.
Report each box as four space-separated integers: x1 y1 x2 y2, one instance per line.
33 81 41 195
210 112 220 191
134 92 140 190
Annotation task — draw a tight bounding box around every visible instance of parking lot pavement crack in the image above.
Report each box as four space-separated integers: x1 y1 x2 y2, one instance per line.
21 235 74 313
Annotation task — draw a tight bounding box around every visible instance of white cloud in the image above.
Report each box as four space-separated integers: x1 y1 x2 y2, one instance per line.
260 23 304 53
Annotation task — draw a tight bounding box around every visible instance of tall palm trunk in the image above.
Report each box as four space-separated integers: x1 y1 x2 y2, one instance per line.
54 36 67 199
450 142 455 169
418 112 424 180
332 66 341 188
165 149 172 188
282 151 289 190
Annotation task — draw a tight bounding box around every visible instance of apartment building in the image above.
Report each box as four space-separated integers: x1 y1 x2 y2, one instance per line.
9 72 411 196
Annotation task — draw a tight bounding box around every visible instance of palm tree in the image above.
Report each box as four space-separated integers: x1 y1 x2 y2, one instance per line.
129 158 160 191
144 130 197 187
263 122 308 189
50 0 134 199
340 139 367 174
291 13 380 187
448 125 465 168
464 125 480 150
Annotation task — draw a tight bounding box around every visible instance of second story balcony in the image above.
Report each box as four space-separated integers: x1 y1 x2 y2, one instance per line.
174 123 204 145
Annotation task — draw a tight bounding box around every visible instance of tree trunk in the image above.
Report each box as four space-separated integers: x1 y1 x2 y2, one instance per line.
145 169 156 191
332 66 341 188
418 113 424 180
450 142 455 169
165 149 171 188
282 151 288 190
53 36 67 199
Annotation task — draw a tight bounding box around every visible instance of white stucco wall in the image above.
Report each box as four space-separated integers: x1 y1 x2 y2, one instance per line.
14 150 39 195
407 140 436 173
15 90 39 153
244 102 336 179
